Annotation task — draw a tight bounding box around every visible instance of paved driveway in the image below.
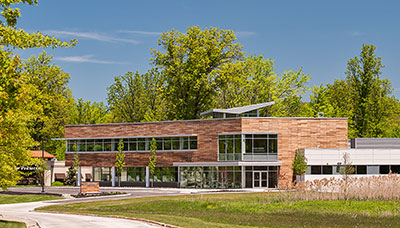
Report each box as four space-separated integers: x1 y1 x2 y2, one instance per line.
0 187 192 228
0 201 161 228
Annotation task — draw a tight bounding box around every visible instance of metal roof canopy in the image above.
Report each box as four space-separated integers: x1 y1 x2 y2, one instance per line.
200 101 275 117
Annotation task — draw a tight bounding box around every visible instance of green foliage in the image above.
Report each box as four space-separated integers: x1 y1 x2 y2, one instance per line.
107 69 165 122
51 181 63 186
64 166 76 186
292 150 308 175
151 26 243 120
148 138 157 182
339 152 355 177
304 44 400 138
0 0 75 189
115 139 125 187
69 98 113 125
0 0 76 49
346 44 397 138
22 51 74 156
216 55 310 116
64 145 79 186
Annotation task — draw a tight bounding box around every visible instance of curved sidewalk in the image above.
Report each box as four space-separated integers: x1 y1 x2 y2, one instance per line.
0 200 161 228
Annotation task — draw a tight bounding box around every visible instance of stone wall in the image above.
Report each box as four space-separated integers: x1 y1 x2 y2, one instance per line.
80 182 99 193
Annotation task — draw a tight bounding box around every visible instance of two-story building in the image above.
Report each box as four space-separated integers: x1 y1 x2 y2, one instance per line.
62 102 348 188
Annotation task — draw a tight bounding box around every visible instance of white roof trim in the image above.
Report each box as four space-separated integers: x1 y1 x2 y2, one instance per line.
200 101 275 116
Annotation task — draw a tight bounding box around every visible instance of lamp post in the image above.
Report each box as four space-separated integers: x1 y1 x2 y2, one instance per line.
41 138 45 193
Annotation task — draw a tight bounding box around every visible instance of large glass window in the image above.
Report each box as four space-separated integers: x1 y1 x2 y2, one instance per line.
218 135 242 161
69 136 198 153
180 166 241 189
245 134 277 154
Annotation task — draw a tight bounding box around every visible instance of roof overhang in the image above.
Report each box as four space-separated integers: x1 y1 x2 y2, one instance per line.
173 161 282 167
200 101 275 116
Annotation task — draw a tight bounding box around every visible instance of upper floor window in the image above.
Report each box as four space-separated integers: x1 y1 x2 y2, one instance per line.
218 133 278 161
218 135 242 161
245 134 277 154
67 136 197 153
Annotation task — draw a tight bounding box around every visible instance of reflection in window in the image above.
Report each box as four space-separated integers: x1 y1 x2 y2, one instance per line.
68 136 198 152
218 135 242 161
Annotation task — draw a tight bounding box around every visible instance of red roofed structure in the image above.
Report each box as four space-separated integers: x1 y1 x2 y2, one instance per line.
29 150 55 159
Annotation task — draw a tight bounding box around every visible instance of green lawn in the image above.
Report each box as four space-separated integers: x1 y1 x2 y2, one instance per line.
0 220 26 228
0 194 62 204
37 192 400 228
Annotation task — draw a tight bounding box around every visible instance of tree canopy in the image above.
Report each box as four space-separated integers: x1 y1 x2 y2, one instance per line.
151 26 243 120
305 44 400 138
0 0 76 189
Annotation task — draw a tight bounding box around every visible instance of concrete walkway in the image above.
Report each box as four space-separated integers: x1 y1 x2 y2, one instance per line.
0 187 273 227
0 200 160 228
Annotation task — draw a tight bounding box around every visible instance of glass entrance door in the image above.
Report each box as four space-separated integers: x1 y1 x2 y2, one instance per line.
253 171 268 188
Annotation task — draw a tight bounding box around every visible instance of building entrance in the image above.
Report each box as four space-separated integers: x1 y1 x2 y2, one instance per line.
252 170 278 188
253 171 268 188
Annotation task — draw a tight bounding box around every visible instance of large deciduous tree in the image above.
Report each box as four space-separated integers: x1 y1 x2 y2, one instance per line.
107 69 166 122
0 0 75 189
69 98 113 125
216 55 310 116
22 51 74 158
346 44 398 137
151 26 243 120
305 44 400 138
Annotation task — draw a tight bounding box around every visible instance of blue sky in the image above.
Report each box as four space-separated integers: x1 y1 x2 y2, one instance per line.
16 0 400 102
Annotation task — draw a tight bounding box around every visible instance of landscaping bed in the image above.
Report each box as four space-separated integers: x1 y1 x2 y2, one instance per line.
72 192 127 198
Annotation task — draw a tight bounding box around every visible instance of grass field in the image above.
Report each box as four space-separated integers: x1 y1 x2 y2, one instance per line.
0 220 26 228
37 192 400 227
0 194 61 204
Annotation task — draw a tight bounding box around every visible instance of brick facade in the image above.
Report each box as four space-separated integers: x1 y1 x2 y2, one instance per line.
65 117 348 187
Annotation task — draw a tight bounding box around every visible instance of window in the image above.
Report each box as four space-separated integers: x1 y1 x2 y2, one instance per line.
391 165 400 174
322 166 333 174
218 135 242 161
380 165 390 174
356 165 367 174
244 134 278 154
67 136 198 153
189 136 197 150
311 166 322 175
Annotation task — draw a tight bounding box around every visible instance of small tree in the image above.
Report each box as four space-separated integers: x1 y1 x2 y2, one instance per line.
148 138 157 187
339 152 355 201
115 139 126 187
292 149 308 183
64 144 79 185
32 158 47 186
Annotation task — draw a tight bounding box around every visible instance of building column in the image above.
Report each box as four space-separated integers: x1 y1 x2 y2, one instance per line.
77 166 81 187
177 167 181 187
111 167 115 187
145 166 150 188
241 166 246 188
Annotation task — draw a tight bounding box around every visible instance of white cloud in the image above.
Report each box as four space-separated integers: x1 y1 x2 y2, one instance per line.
118 30 162 36
235 31 256 38
55 55 129 64
46 30 140 44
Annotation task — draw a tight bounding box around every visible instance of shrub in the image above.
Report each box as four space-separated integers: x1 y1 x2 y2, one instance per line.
51 181 64 186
